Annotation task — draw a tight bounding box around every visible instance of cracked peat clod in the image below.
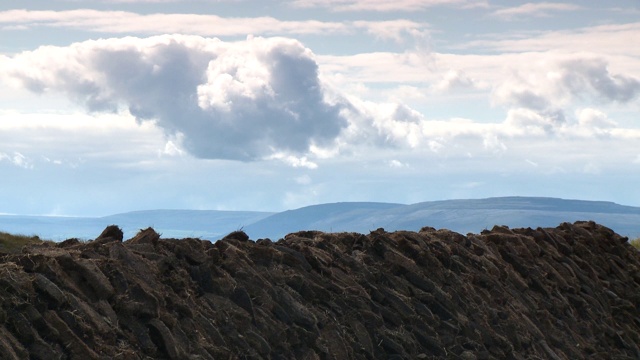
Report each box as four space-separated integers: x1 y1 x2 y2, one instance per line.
0 221 639 359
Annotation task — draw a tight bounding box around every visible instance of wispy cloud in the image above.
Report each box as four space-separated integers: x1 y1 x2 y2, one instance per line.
493 56 640 110
67 0 240 2
444 22 640 62
0 111 164 167
0 152 33 169
290 0 487 12
353 20 430 44
0 9 347 36
493 2 581 20
0 9 432 44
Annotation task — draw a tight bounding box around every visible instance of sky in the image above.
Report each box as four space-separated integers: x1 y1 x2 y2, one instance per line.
0 0 639 216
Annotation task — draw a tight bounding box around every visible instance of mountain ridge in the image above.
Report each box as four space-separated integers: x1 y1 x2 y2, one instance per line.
1 196 639 241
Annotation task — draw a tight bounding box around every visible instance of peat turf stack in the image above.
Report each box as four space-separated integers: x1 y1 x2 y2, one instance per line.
0 221 639 359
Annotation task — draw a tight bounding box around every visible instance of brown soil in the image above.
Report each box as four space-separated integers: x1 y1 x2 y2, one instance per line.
0 221 639 359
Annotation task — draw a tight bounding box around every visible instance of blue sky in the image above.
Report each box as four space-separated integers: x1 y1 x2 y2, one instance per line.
0 0 639 216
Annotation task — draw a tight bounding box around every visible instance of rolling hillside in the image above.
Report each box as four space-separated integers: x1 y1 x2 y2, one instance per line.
243 197 640 240
0 210 273 241
1 197 639 241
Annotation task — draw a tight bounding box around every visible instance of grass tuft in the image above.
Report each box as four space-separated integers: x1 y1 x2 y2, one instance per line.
0 231 47 254
630 238 640 250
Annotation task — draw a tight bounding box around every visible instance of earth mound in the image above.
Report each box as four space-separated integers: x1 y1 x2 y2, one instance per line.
0 221 639 359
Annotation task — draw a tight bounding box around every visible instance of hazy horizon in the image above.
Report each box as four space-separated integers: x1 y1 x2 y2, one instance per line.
2 195 639 218
1 1 639 217
3 196 640 241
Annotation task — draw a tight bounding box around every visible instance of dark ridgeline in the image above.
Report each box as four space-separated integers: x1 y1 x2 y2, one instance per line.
0 221 639 359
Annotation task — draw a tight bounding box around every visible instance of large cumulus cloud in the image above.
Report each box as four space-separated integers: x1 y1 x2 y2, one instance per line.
1 35 347 161
3 35 640 167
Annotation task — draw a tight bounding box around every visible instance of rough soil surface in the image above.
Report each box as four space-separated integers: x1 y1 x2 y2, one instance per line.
0 221 639 359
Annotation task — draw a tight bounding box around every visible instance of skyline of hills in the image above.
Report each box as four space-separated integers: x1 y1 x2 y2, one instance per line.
1 197 639 241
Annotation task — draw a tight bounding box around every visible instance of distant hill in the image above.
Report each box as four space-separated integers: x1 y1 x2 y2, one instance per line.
0 197 639 241
243 197 640 240
0 210 274 241
242 202 404 239
101 210 274 239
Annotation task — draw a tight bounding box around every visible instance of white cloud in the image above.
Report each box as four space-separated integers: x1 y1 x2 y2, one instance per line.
319 51 435 85
493 2 581 20
98 0 237 2
432 69 476 93
322 53 638 119
0 9 430 44
1 25 28 31
576 108 617 129
492 56 640 133
0 152 33 169
291 0 486 12
322 23 640 90
160 140 185 157
317 41 639 157
321 47 640 150
427 139 444 153
558 58 640 102
2 35 640 176
340 100 426 148
0 111 167 168
0 9 347 37
353 20 430 45
1 1 639 215
459 22 640 59
482 134 507 154
269 153 319 169
388 159 408 168
2 35 348 161
504 108 562 135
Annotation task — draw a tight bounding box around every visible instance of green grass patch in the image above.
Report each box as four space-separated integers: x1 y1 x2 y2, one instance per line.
630 238 640 250
0 231 47 254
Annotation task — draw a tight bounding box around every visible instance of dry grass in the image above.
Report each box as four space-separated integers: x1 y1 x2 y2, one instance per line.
0 231 48 254
630 238 640 250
